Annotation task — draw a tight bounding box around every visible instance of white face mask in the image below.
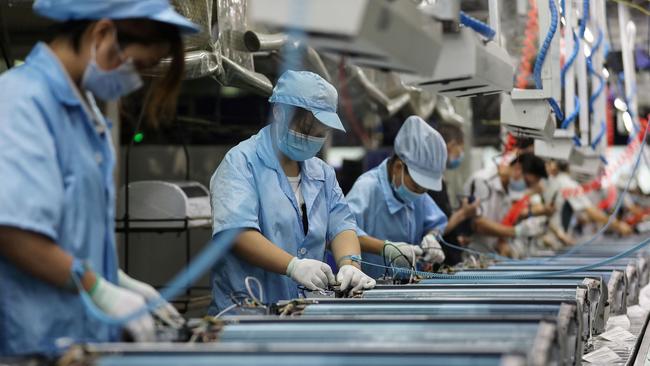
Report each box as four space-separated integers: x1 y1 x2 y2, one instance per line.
81 40 143 101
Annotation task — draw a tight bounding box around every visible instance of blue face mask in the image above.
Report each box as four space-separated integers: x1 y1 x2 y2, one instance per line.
447 153 464 170
392 166 423 204
275 118 326 161
81 42 143 101
508 178 527 192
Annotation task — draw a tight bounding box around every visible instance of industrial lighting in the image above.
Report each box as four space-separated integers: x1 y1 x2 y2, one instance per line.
584 27 594 43
622 111 634 133
583 44 591 58
602 68 610 79
614 98 628 112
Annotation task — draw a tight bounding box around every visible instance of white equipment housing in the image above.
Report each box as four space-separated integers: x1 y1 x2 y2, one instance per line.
570 149 603 181
402 28 514 97
534 129 584 164
249 0 443 76
501 91 556 140
117 181 211 229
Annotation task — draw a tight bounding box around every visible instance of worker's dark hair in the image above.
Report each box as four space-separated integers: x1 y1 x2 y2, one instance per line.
435 122 464 144
52 19 185 127
515 137 535 149
274 104 317 136
556 160 570 172
512 153 548 179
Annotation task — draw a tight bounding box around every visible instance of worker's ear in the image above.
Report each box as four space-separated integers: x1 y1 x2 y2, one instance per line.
86 19 122 70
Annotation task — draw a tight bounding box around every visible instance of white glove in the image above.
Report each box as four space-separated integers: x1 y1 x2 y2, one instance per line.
514 216 547 238
337 265 376 293
420 233 446 264
90 276 155 342
286 258 336 291
118 270 185 329
383 241 423 268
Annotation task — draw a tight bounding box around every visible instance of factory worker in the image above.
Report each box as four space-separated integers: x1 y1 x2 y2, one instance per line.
544 160 632 239
463 153 548 256
346 116 449 279
208 70 375 314
0 0 199 357
428 122 479 266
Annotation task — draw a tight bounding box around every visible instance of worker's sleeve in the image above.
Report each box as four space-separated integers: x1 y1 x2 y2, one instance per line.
466 178 491 216
561 178 591 212
343 180 370 238
422 195 448 234
209 152 260 236
325 168 358 242
0 97 64 241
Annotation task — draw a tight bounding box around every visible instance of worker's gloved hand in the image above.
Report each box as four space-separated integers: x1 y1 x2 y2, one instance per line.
337 265 376 293
420 233 446 264
90 276 155 342
383 241 423 268
118 270 185 329
514 216 547 238
286 257 336 291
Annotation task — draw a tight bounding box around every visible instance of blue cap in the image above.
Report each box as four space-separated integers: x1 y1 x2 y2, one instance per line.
33 0 201 34
269 70 345 132
395 116 448 191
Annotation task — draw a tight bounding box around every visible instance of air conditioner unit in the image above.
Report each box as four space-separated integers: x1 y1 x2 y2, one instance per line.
249 0 443 76
501 90 556 141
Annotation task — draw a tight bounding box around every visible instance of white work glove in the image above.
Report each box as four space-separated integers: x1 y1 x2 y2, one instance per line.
383 241 423 268
337 265 376 293
514 216 547 238
420 233 446 264
286 257 336 291
118 270 185 329
90 276 155 342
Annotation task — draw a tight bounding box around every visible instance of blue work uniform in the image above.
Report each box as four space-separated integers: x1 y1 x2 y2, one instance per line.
208 125 356 313
346 159 448 278
0 43 119 356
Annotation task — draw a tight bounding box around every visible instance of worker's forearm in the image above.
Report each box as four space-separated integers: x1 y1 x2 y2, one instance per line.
0 227 96 292
359 235 386 256
331 230 361 268
585 206 609 224
473 217 515 238
232 230 294 274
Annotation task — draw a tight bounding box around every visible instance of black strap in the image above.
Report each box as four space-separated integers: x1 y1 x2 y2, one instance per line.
301 203 309 235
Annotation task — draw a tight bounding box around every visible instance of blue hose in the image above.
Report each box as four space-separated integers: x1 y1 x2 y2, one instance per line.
561 96 580 129
579 0 589 38
533 0 565 121
459 11 496 41
588 30 605 113
591 120 607 149
561 32 580 88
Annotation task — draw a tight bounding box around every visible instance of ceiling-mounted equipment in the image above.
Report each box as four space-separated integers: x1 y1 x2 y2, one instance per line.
402 28 514 98
534 129 584 164
249 0 443 76
501 91 556 141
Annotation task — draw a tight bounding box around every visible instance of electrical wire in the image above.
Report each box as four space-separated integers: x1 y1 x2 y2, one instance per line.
561 96 580 129
245 276 265 305
561 32 580 88
213 303 238 319
587 30 605 113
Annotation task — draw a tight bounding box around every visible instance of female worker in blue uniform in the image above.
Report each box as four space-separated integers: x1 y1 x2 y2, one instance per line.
346 116 449 279
209 70 375 313
0 0 199 357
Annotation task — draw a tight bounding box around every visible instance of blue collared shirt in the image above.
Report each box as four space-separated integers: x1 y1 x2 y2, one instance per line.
346 159 447 278
0 43 119 356
208 125 356 313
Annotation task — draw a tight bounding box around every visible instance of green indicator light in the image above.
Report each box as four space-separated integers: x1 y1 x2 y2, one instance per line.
133 133 144 143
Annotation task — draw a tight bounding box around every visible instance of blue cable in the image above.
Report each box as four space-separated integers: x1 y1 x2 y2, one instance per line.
459 11 496 41
573 135 583 146
587 30 605 113
591 120 607 149
561 32 580 88
533 0 565 121
561 96 580 129
74 228 240 326
579 0 589 38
